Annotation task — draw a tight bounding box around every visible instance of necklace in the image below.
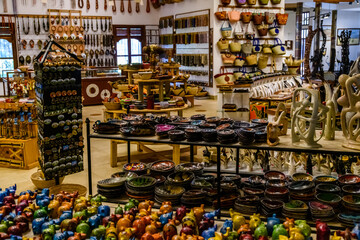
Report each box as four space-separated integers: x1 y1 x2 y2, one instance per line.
96 0 98 9
34 17 41 35
78 0 83 8
43 17 49 32
104 0 107 10
84 19 89 32
86 0 90 9
109 18 112 32
100 18 107 32
91 19 98 32
22 17 30 35
112 0 116 12
73 16 78 25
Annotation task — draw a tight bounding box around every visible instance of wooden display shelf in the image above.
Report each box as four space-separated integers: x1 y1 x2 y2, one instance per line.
218 4 284 10
0 137 38 169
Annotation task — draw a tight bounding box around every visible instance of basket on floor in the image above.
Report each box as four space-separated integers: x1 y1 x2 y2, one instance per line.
31 171 64 189
49 184 87 196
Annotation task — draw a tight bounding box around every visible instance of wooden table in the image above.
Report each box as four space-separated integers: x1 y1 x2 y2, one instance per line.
103 104 188 119
122 69 150 84
134 78 172 102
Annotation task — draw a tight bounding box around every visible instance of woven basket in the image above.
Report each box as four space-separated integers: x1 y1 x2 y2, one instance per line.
31 171 64 189
49 184 87 197
103 102 122 110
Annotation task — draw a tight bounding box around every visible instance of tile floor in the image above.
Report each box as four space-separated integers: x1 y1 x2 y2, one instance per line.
0 98 219 193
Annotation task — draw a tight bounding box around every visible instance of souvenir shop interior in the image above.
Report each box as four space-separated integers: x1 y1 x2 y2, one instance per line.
0 0 360 239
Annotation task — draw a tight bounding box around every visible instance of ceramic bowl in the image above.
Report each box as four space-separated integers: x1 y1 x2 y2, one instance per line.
97 177 126 188
155 124 175 138
199 123 217 129
289 180 315 192
216 123 232 131
339 174 360 185
309 201 334 212
236 195 260 205
248 175 265 186
144 173 166 185
191 114 206 120
123 162 148 175
150 160 175 176
342 185 360 195
265 187 289 200
168 130 186 141
264 171 286 181
266 179 287 188
314 175 338 185
251 119 268 126
254 131 267 143
191 120 206 126
221 174 242 185
126 176 157 189
221 180 237 193
201 128 218 142
219 118 234 125
176 162 204 175
191 179 213 189
232 121 251 129
237 128 256 145
316 184 341 194
283 200 308 211
206 116 221 125
316 193 341 206
167 172 195 187
111 171 138 180
292 173 313 182
197 174 216 185
342 195 360 207
243 187 264 196
217 129 238 144
155 185 185 198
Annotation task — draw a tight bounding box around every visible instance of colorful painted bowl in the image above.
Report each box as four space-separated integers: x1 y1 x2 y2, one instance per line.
316 184 341 194
206 116 221 125
265 187 289 201
339 174 360 185
243 187 264 196
314 175 338 185
316 193 341 206
150 160 175 176
176 162 204 176
123 162 148 175
289 180 315 192
292 172 313 182
342 185 360 195
264 171 286 181
155 124 175 138
111 171 138 180
342 195 360 206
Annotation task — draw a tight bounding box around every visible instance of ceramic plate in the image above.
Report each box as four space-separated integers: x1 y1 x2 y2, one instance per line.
98 178 126 188
292 173 313 182
339 174 360 185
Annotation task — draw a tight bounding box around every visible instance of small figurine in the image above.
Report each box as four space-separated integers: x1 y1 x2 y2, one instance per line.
254 223 268 240
249 214 261 232
272 224 288 240
267 214 280 236
336 228 357 240
316 220 330 240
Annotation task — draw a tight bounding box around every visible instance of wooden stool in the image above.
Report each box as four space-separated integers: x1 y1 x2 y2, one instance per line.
184 95 195 107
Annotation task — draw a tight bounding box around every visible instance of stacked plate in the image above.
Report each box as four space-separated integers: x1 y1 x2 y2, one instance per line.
309 201 335 222
289 181 315 201
97 177 126 198
167 172 195 189
234 195 259 214
150 160 175 176
282 200 308 219
181 189 206 207
342 195 360 212
125 176 157 200
155 185 185 205
260 198 283 217
338 213 360 227
176 162 204 176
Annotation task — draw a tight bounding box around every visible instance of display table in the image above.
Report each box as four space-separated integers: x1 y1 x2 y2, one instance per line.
123 69 151 84
134 78 172 102
103 104 188 119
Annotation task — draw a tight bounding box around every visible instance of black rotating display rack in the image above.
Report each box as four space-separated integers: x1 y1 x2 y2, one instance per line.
34 40 84 181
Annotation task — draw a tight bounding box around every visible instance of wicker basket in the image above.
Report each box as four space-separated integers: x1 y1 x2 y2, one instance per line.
49 184 87 197
31 171 65 189
103 102 122 110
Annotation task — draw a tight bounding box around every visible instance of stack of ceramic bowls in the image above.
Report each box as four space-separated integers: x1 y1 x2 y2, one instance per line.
201 129 218 142
222 174 242 186
168 130 186 141
155 124 175 138
243 175 265 189
282 200 308 219
167 172 194 189
254 131 267 143
342 195 360 212
191 178 213 189
289 181 315 201
176 162 204 176
98 172 137 198
316 184 341 195
213 194 238 209
314 175 338 185
125 176 157 200
237 128 256 145
144 173 166 186
342 185 360 196
338 174 360 186
337 213 360 227
154 185 185 205
234 195 260 214
217 129 238 144
150 160 175 176
309 201 335 221
185 128 203 141
123 162 148 175
242 186 264 197
260 198 284 217
264 171 286 182
316 192 341 209
181 189 206 207
206 117 220 126
265 187 289 202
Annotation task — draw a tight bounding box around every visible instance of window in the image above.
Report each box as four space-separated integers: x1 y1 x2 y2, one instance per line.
0 20 16 78
114 26 146 65
302 12 310 26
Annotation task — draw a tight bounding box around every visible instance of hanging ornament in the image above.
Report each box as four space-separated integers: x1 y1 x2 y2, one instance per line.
120 0 125 12
146 0 150 13
96 0 98 9
128 0 132 13
104 0 107 10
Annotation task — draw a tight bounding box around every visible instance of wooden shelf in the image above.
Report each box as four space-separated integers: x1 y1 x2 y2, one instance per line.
218 4 284 10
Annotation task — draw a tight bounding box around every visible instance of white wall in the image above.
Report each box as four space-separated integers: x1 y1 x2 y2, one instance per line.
1 0 160 25
284 10 296 57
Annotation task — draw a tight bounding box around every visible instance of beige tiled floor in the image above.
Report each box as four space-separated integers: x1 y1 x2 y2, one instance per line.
0 98 218 193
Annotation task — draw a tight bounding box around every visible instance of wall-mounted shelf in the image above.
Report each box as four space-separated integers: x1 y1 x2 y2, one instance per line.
218 4 284 10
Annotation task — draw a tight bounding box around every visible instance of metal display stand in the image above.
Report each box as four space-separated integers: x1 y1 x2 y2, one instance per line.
85 118 360 217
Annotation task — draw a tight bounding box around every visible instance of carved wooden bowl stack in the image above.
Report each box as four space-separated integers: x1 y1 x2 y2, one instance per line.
234 195 260 214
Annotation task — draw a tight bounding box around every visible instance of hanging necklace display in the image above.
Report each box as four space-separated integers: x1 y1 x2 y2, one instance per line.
100 18 107 32
43 17 49 32
120 0 125 12
78 0 84 8
112 0 116 12
136 0 140 13
146 0 150 13
109 18 112 32
128 0 132 13
96 0 98 10
91 19 98 32
104 0 107 10
3 0 8 13
86 0 90 9
22 17 30 35
34 17 41 35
